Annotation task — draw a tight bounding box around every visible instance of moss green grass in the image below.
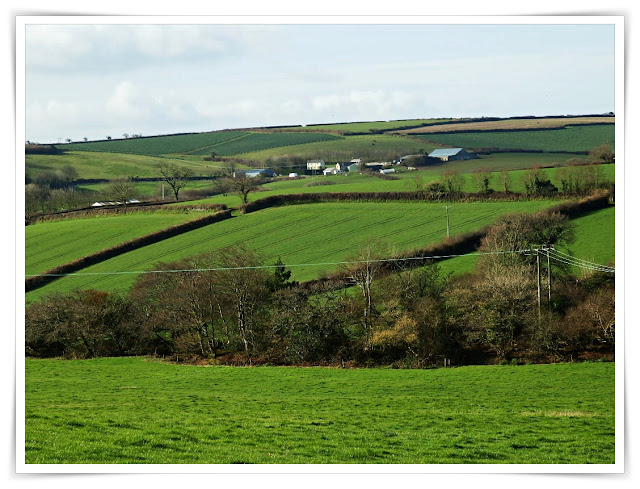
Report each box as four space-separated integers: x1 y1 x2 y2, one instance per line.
24 357 615 464
25 213 204 276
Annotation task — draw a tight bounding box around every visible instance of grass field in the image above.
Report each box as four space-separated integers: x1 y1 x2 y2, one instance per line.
25 200 559 302
276 118 453 134
437 204 615 277
185 132 342 156
399 117 614 134
26 152 219 181
25 212 203 276
24 357 615 464
413 125 615 153
76 178 216 199
233 134 438 162
57 131 249 155
558 206 616 272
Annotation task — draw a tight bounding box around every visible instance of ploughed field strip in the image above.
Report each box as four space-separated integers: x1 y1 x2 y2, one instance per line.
25 357 615 464
398 116 614 134
25 200 559 303
25 213 200 276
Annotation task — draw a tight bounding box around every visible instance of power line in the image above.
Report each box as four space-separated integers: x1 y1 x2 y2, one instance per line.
550 248 615 271
26 249 532 278
546 251 615 273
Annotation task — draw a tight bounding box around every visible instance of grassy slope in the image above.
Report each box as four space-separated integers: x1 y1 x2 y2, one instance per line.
25 357 615 464
438 205 615 277
277 118 453 133
559 206 616 271
56 131 249 155
25 213 203 276
25 201 559 302
414 125 615 153
26 152 217 180
233 134 438 162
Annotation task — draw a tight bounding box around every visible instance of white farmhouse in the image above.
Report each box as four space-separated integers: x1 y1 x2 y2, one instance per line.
307 159 326 171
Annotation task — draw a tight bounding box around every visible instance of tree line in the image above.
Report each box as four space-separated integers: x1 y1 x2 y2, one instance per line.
26 210 614 366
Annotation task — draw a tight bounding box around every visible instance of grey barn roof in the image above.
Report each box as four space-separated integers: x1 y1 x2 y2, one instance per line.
428 148 465 157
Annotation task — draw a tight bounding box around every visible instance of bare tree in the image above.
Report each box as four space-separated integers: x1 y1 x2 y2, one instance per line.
106 178 137 205
342 240 390 349
156 163 194 201
227 173 260 204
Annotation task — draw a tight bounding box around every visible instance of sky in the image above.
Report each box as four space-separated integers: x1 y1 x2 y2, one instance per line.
24 21 616 144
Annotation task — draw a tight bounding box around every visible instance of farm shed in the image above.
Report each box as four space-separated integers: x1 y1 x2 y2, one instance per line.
307 159 326 170
323 167 338 176
428 148 477 162
233 169 276 178
347 163 360 172
336 162 350 172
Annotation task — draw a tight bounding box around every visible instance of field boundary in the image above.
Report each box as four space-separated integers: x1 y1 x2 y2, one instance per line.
25 209 233 292
26 201 226 225
240 191 565 214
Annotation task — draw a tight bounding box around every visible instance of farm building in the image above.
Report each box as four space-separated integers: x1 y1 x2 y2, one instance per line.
323 167 338 176
233 169 276 178
347 163 360 172
307 159 326 171
336 162 351 172
428 148 477 162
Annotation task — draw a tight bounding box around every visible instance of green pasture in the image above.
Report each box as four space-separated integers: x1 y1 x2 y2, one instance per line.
185 132 342 156
26 201 559 302
26 152 216 181
56 131 248 156
25 212 204 276
77 179 216 200
558 206 616 273
437 204 615 277
276 118 453 134
415 125 615 153
25 357 615 464
233 134 437 162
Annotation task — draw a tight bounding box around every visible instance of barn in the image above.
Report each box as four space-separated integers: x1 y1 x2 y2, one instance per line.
428 148 477 162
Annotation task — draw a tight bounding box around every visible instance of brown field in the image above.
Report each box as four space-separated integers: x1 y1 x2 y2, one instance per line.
395 116 615 135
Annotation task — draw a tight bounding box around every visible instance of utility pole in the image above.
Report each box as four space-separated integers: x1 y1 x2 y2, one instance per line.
536 247 542 318
546 245 552 304
444 205 451 238
162 183 165 201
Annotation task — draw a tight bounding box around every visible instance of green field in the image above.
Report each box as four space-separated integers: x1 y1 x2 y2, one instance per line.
57 131 249 155
558 206 616 272
277 118 453 134
439 204 615 277
233 134 437 162
24 357 615 464
76 178 216 199
25 213 204 276
26 152 219 181
185 132 342 156
415 125 615 153
25 201 559 302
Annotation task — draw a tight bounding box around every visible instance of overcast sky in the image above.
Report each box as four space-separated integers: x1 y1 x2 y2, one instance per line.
24 22 615 143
